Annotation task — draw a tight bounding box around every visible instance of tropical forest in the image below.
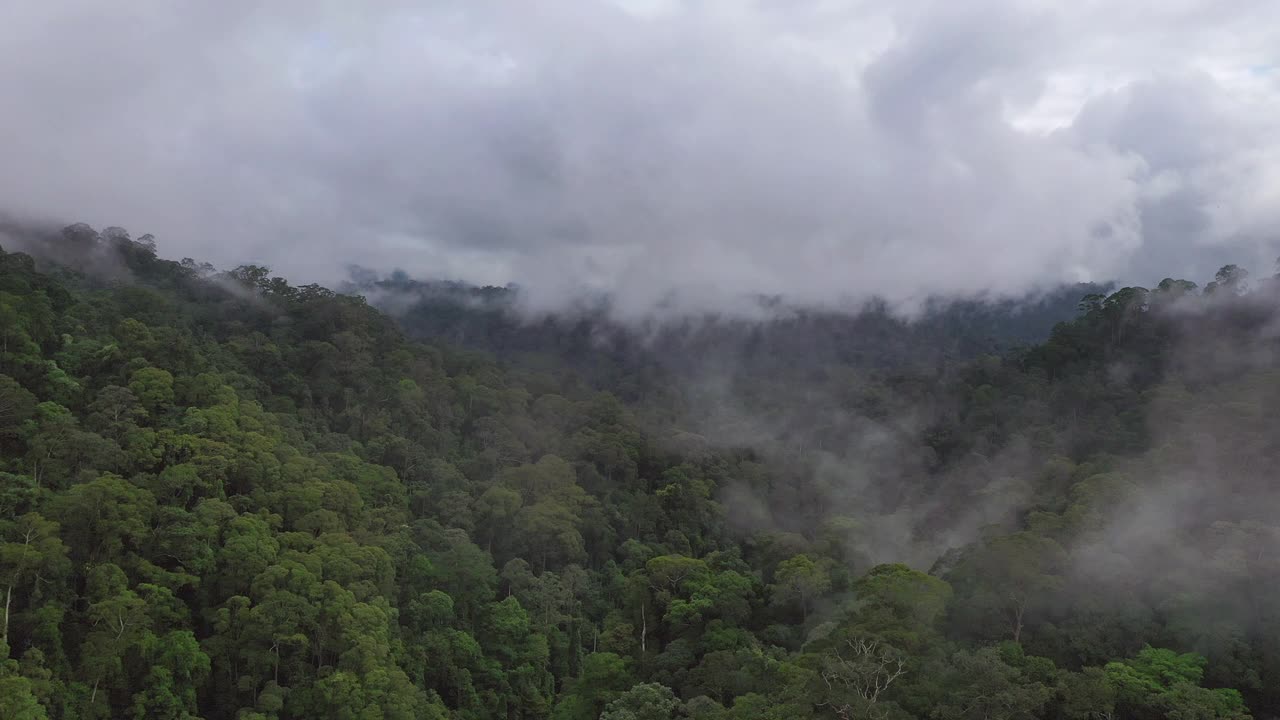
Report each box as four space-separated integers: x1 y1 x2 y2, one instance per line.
2 223 1278 720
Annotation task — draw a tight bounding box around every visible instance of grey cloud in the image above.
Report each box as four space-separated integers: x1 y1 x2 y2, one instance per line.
1066 73 1279 280
1 1 1278 316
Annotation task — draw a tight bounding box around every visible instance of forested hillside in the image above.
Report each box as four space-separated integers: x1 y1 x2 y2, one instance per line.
344 271 1104 397
2 225 1278 720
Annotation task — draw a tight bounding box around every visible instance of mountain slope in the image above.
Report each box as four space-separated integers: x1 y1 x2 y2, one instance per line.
0 225 1273 720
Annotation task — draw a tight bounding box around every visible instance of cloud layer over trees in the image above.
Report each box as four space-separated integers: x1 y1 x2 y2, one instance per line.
2 0 1279 314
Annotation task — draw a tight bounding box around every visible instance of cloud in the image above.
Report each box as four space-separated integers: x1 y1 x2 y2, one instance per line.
1 0 1278 316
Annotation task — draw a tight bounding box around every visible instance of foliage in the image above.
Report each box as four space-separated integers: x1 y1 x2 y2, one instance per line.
0 227 1272 718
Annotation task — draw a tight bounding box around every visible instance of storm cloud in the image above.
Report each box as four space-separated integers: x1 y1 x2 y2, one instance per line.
2 0 1278 315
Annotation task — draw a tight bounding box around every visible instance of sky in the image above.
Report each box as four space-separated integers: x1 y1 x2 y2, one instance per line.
2 0 1279 316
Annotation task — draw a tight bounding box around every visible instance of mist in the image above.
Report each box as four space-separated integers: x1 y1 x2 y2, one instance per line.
1059 287 1280 652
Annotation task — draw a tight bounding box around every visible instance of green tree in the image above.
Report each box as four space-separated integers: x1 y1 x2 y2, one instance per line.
771 554 832 623
920 647 1053 720
600 682 682 720
1 514 69 652
552 652 632 720
50 474 155 565
848 563 952 649
1106 647 1251 720
948 533 1065 644
0 374 36 441
0 664 48 720
129 367 176 412
129 630 210 720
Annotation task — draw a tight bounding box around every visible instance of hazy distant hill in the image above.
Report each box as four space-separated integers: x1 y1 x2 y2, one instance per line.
346 269 1107 394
